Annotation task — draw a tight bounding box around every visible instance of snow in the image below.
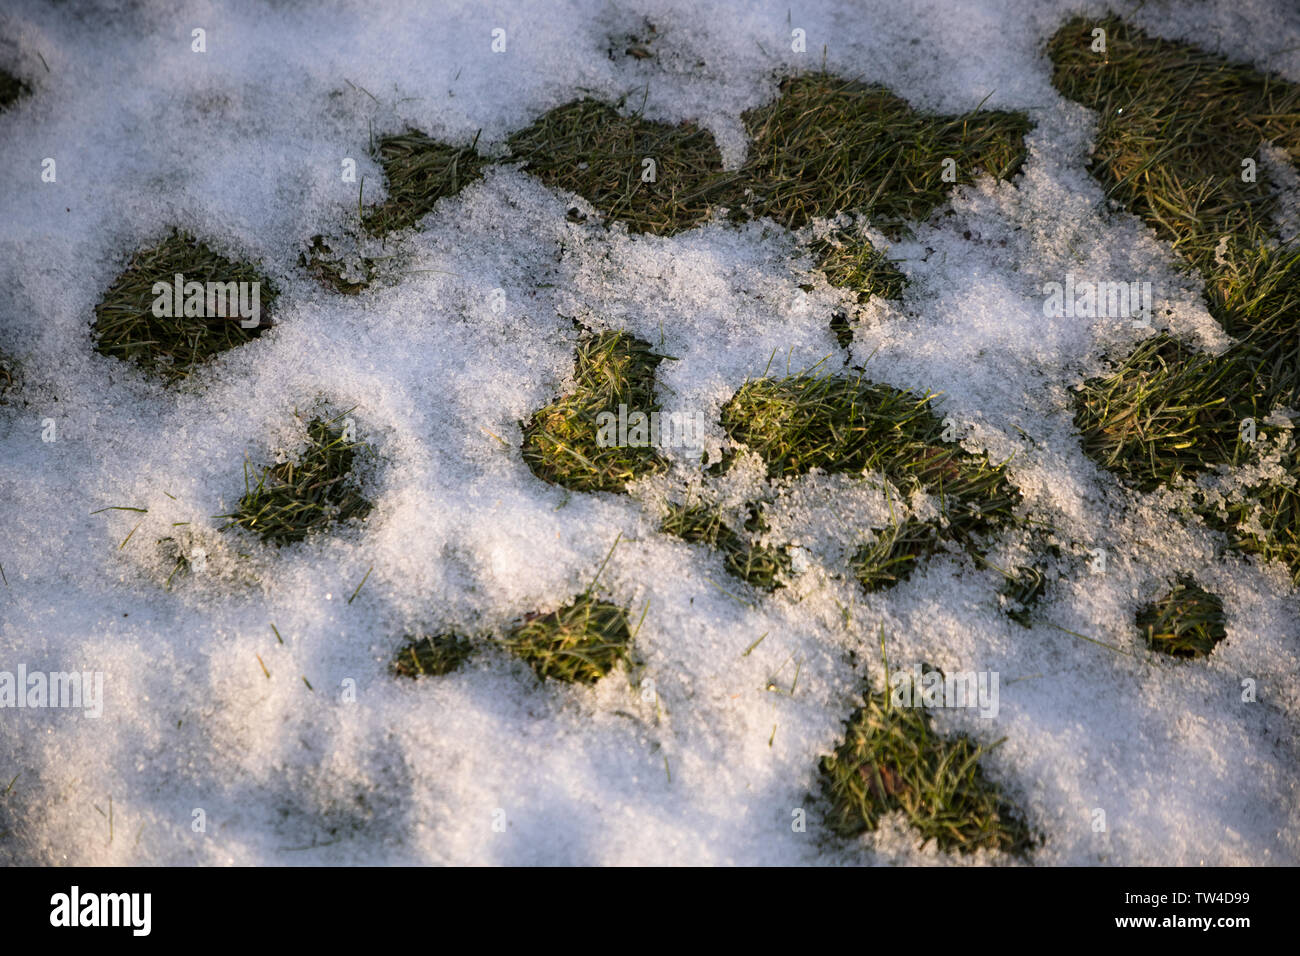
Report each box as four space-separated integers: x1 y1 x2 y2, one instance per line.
1 0 1297 865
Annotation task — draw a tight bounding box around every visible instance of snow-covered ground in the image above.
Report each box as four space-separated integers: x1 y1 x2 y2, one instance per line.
0 0 1297 865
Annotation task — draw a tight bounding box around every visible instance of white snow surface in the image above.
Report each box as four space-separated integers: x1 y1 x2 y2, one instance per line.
0 0 1297 865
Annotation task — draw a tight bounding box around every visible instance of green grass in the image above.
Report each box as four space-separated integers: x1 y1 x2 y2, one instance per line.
299 234 375 294
501 76 1028 238
1048 16 1299 275
1072 335 1250 492
0 68 27 110
1051 16 1300 581
850 518 941 593
738 74 1031 234
820 680 1036 856
506 98 730 236
812 228 908 305
504 594 633 684
1136 575 1227 659
521 330 668 493
1203 443 1300 585
92 229 278 383
813 227 908 349
362 130 485 236
392 633 475 678
220 411 372 546
721 372 1019 593
721 372 1019 537
661 502 791 592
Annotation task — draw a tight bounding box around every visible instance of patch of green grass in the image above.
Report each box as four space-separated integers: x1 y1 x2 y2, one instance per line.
850 518 941 593
1072 335 1251 492
661 502 791 591
812 228 908 305
299 234 375 294
1136 575 1227 659
1048 16 1299 275
220 411 372 546
0 68 28 110
738 74 1031 234
92 229 278 383
504 594 632 685
1203 443 1300 585
721 372 1019 540
1051 16 1300 577
521 330 668 493
392 633 475 678
820 682 1036 856
362 130 485 236
722 372 1019 594
506 98 730 236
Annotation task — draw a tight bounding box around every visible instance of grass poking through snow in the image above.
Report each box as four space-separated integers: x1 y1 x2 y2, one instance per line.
362 130 485 236
1136 576 1227 659
506 98 729 236
850 518 941 593
92 229 277 383
1051 16 1300 580
521 330 668 493
220 411 372 546
299 234 376 294
505 595 633 684
661 502 791 592
392 633 475 678
738 74 1031 234
722 372 1020 592
812 228 908 305
996 564 1049 628
0 350 16 403
820 678 1036 856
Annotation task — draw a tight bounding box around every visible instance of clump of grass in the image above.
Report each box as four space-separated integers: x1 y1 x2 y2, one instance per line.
1136 575 1227 659
362 130 485 236
815 228 908 350
1203 443 1300 585
521 330 668 493
392 633 474 678
220 411 372 546
299 234 375 294
820 682 1036 856
0 68 28 110
1051 17 1300 578
723 372 1019 592
721 372 1019 539
661 502 791 591
738 74 1031 234
1207 241 1300 404
996 564 1048 627
1072 336 1250 492
811 228 908 305
92 229 278 383
505 594 632 684
850 518 941 593
1048 16 1300 275
507 98 730 236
